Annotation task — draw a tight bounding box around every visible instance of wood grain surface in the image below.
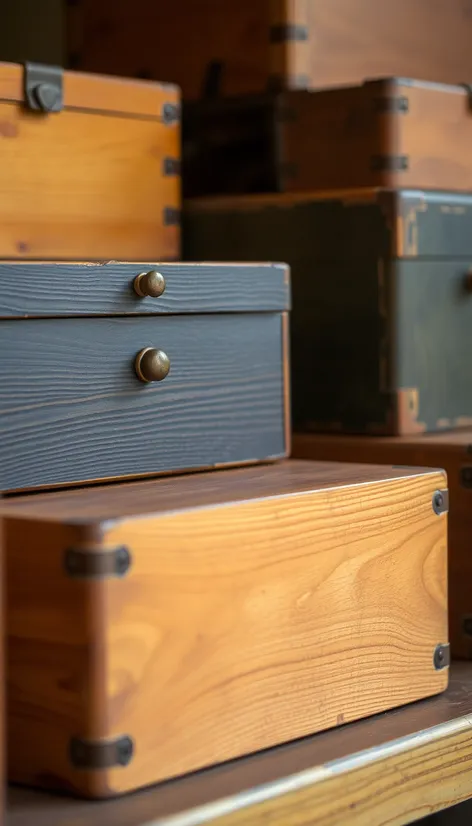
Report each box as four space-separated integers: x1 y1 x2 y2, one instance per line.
0 69 179 260
6 662 472 826
0 262 290 318
0 313 287 491
4 461 448 796
293 432 472 660
66 0 472 97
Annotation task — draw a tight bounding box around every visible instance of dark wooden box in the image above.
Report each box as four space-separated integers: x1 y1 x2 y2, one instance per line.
67 0 472 99
293 431 472 661
183 78 472 197
1 460 448 797
0 261 290 492
0 61 180 260
185 188 472 435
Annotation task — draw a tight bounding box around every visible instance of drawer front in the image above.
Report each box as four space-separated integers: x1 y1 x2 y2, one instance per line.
0 262 290 317
0 314 288 491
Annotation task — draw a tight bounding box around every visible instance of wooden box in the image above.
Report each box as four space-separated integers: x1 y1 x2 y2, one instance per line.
67 0 472 99
0 261 290 492
1 459 448 797
183 78 472 197
0 61 180 260
185 188 472 435
293 432 472 661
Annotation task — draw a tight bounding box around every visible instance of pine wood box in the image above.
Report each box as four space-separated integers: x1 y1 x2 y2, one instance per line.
0 61 180 260
1 460 449 797
185 188 472 435
66 0 472 99
0 261 290 492
183 78 472 197
293 432 472 662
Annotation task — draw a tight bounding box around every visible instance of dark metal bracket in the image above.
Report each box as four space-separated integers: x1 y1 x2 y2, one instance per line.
433 643 450 671
70 735 134 769
370 154 409 172
24 62 64 112
432 489 449 516
64 545 132 579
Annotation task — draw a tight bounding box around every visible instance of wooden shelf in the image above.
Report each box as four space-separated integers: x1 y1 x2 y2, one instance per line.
8 662 472 826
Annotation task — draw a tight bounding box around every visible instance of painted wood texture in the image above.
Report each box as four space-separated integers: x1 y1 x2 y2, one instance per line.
0 67 180 260
293 431 472 661
7 661 472 826
184 195 472 435
0 262 290 317
0 313 287 491
66 0 472 98
3 460 448 796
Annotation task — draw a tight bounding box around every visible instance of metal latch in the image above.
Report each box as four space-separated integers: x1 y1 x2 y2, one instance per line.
24 62 64 113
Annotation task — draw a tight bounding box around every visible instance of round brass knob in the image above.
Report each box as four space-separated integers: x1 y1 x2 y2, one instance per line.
133 270 166 298
135 348 170 383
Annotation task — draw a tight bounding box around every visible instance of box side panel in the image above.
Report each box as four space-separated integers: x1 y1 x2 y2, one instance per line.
292 431 471 661
395 190 472 258
6 520 109 797
395 260 472 433
0 102 179 260
101 470 448 794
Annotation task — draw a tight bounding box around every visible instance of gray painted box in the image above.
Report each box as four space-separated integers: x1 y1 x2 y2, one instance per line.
0 262 290 492
185 189 472 435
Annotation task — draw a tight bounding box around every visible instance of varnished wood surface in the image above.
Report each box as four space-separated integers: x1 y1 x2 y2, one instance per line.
66 0 472 98
4 461 447 795
0 69 179 260
9 661 472 826
0 459 443 518
0 313 287 491
0 61 178 117
0 262 290 318
293 432 472 660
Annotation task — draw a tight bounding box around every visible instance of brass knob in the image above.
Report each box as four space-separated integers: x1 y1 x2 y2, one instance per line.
135 348 170 383
134 270 166 298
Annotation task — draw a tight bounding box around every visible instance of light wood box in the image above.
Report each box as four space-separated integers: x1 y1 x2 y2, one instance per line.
0 61 180 260
1 460 448 797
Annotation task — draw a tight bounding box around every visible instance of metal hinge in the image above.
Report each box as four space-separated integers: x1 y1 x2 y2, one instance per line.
371 154 409 172
70 735 134 769
64 546 132 579
24 62 64 113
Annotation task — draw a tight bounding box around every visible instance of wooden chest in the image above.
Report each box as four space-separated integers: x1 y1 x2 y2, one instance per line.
0 61 180 260
184 78 472 197
1 459 448 797
0 261 290 492
293 432 472 661
185 188 472 435
67 0 472 99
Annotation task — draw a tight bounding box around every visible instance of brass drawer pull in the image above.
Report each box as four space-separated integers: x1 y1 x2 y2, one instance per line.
135 348 170 383
134 270 166 298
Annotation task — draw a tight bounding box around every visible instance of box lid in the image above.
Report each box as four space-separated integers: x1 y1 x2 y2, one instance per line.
0 61 179 120
186 189 472 259
0 261 290 318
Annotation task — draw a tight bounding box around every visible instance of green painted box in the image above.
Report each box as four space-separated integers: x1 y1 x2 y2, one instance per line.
185 188 472 435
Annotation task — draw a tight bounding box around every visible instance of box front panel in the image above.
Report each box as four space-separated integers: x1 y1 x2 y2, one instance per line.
102 470 447 794
0 313 287 491
0 101 180 260
396 260 472 432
